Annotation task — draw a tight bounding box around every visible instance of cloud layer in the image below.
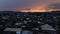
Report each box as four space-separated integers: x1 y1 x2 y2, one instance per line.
49 3 60 9
0 0 60 11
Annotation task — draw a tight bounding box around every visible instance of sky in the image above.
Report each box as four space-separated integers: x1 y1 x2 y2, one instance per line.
0 0 60 12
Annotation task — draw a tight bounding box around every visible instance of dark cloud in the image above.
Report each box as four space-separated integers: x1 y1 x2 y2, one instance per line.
49 3 60 9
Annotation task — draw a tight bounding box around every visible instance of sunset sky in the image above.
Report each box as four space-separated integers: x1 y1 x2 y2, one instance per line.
0 0 60 12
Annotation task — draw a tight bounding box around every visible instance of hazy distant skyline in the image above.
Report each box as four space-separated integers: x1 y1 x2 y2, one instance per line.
0 0 60 11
